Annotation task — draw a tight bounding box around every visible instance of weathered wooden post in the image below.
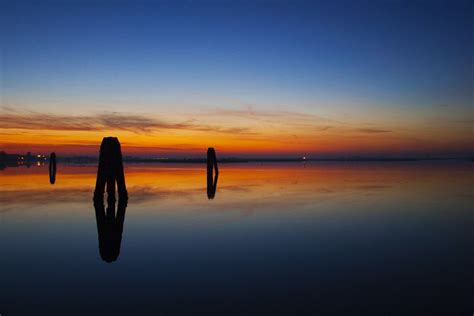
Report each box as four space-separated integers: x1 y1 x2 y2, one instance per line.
94 137 127 202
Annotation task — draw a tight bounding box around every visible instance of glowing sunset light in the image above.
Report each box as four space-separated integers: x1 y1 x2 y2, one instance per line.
0 1 472 158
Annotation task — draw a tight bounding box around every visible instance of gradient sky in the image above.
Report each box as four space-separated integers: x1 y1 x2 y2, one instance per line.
0 0 472 157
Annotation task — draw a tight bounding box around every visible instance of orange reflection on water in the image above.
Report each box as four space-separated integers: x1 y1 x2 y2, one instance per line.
1 162 472 217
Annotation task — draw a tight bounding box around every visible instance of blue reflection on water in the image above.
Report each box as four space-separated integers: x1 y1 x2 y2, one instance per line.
0 162 472 315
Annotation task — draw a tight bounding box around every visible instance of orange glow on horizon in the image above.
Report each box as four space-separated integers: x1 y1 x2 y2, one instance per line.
0 108 472 157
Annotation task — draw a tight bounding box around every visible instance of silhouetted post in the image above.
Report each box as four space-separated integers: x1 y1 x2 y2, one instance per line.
207 147 218 174
93 137 128 263
207 147 219 199
49 152 56 184
94 137 127 201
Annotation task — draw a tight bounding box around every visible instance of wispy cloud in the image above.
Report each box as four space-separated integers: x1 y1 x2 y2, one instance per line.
426 117 474 126
354 128 392 133
207 107 337 123
0 107 253 135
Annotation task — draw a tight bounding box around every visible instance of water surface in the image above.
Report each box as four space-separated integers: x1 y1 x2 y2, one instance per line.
1 162 472 315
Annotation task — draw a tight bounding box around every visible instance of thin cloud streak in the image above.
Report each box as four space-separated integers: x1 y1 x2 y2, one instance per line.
206 108 339 123
354 128 392 133
0 108 253 135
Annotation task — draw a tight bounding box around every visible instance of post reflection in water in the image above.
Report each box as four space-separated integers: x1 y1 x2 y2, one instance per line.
93 191 127 263
207 147 219 199
48 152 56 184
93 137 128 263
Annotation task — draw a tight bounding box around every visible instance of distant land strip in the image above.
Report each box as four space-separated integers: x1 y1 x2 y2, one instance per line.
1 150 473 169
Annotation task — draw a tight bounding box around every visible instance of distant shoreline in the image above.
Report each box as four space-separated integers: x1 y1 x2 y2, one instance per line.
1 157 472 170
3 156 473 165
2 150 473 170
121 157 473 163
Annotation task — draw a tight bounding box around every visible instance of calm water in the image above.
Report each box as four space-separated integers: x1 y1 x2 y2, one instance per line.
0 162 472 315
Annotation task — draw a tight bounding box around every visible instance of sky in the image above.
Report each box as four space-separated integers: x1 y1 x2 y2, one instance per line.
0 0 473 158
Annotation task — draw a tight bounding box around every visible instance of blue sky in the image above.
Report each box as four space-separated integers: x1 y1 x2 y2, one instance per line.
2 0 472 107
0 0 472 156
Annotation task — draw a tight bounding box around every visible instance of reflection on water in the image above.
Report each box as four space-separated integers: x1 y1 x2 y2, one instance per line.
0 161 472 314
207 171 218 200
94 193 127 263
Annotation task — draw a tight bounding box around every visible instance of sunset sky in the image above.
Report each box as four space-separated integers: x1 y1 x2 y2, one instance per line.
1 0 472 157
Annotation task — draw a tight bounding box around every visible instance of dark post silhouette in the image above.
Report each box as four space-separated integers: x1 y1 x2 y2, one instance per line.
207 147 219 199
93 137 128 263
94 137 127 201
49 152 57 184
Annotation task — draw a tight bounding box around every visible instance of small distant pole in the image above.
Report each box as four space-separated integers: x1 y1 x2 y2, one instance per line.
49 152 57 184
207 147 219 199
207 147 218 175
